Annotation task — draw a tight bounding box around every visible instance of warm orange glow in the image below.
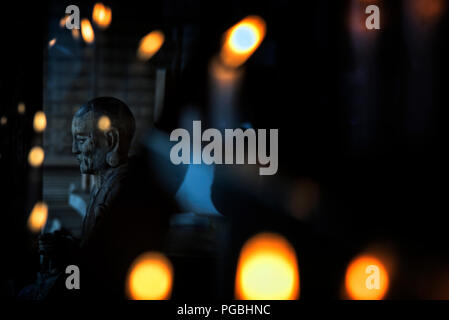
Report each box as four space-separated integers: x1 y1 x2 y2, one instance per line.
81 19 95 44
97 115 111 131
126 252 173 300
345 255 389 300
210 57 242 86
28 146 45 167
0 116 6 126
60 15 69 28
220 15 266 68
137 30 165 61
235 232 299 300
72 28 80 40
28 202 48 233
409 0 446 23
18 102 26 114
33 111 47 132
48 38 56 48
92 3 112 29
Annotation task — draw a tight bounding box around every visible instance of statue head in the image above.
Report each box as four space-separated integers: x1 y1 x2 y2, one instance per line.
71 97 135 175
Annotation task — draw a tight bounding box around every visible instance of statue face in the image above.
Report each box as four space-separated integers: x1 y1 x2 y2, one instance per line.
71 111 108 174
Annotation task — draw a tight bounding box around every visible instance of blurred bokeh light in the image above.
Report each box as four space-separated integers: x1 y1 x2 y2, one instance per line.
235 232 299 300
126 252 174 300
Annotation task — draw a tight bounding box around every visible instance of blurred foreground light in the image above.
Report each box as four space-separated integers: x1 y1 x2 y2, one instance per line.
72 28 80 40
210 57 242 86
93 3 112 29
28 202 48 233
126 252 173 300
33 111 47 132
409 0 445 23
220 15 266 68
81 19 95 44
0 116 6 126
18 102 26 114
48 38 56 48
345 254 389 300
28 146 45 167
235 232 299 300
97 115 111 131
60 15 69 28
137 30 165 61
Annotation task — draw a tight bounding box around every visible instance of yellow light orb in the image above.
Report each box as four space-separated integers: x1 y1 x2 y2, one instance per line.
220 16 266 68
28 146 45 167
93 3 112 29
48 38 56 48
137 30 165 61
97 115 111 131
81 18 95 44
18 102 26 114
33 111 47 132
345 255 389 300
126 252 173 300
235 232 299 300
28 202 48 233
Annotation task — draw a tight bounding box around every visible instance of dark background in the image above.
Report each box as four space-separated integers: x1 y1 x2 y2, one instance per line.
1 0 449 299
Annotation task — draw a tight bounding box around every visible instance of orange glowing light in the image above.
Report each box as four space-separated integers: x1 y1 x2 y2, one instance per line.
28 146 45 167
48 38 56 48
72 28 80 40
220 15 266 68
0 116 6 126
235 232 299 300
81 19 95 44
345 255 389 300
137 30 165 61
409 0 445 23
60 15 69 28
97 115 111 131
33 111 47 132
18 102 26 114
28 202 48 233
210 57 242 86
92 3 112 29
126 252 173 300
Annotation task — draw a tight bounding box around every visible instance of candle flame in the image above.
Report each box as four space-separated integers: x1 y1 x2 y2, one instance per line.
93 3 112 29
137 30 165 61
220 15 266 68
18 102 26 114
28 202 48 233
126 252 173 300
28 146 45 167
235 232 299 300
97 115 111 131
48 38 57 48
345 254 389 300
33 111 47 132
81 19 95 44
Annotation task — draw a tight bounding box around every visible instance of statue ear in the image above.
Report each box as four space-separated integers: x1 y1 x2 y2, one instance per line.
106 128 120 167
